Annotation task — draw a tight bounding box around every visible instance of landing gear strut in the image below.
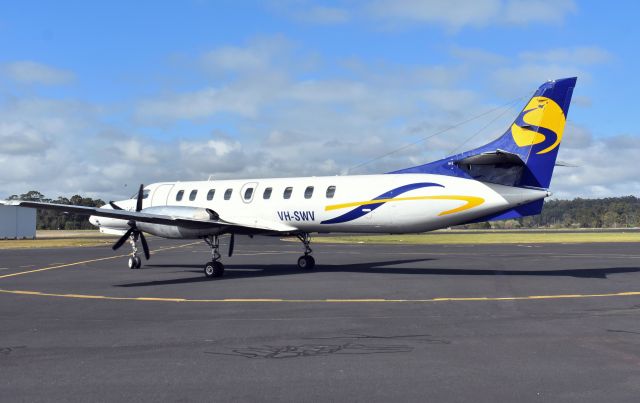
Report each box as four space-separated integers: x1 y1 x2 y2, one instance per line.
296 233 315 270
203 235 224 278
127 234 142 269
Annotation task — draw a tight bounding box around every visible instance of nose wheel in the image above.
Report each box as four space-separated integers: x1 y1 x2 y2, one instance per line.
128 256 142 270
296 233 315 270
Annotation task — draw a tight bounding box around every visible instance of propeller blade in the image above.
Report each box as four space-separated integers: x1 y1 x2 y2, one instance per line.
109 201 123 210
112 227 135 251
139 231 150 260
228 233 235 257
136 184 144 212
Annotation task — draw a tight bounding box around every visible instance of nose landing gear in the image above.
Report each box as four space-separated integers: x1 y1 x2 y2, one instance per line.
128 234 142 269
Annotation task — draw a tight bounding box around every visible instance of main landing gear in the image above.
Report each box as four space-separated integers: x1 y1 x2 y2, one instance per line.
203 235 225 278
200 232 316 279
296 233 315 270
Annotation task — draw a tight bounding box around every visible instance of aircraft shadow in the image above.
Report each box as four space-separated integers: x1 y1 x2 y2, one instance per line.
114 259 640 287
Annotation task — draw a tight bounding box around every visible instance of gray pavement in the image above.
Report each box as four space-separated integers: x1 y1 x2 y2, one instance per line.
1 237 640 402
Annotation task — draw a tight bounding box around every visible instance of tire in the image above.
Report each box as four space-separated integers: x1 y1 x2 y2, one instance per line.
128 257 136 270
212 261 225 277
134 256 142 269
297 255 315 270
204 261 225 278
204 262 216 278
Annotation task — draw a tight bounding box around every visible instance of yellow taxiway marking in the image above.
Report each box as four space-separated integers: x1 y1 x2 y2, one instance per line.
2 241 640 304
0 241 200 280
1 288 640 303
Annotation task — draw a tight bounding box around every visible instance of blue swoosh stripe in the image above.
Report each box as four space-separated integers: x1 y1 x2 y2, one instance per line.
320 182 444 225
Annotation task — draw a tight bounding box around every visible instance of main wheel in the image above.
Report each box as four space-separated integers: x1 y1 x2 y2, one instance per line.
204 261 225 278
297 255 315 270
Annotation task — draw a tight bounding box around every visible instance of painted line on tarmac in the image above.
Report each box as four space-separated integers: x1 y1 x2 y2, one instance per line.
1 288 640 304
0 241 200 280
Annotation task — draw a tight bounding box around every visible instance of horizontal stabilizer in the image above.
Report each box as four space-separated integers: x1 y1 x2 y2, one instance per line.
455 150 525 166
555 160 579 167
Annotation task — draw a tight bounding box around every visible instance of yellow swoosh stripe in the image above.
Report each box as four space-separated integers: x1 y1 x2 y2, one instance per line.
325 195 485 216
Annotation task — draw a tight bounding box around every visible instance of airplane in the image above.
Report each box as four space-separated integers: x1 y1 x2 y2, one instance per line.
6 77 577 279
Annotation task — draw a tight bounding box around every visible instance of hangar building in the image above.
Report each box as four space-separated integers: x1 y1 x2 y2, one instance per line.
0 205 36 239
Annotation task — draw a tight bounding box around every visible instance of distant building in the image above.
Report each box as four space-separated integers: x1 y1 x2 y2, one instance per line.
0 205 36 239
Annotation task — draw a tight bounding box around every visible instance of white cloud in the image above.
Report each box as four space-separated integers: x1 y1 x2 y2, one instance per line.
369 0 502 29
136 86 266 120
268 1 349 25
519 46 611 65
504 0 577 25
201 35 292 74
368 0 576 29
553 132 640 198
2 61 74 85
296 6 350 24
0 33 633 202
0 122 50 154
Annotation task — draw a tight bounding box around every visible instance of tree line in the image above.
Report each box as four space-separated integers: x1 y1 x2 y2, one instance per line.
6 190 105 230
464 196 640 229
5 190 640 230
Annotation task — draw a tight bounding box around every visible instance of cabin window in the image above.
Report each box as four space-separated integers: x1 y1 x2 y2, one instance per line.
189 190 198 201
304 186 314 199
207 189 215 201
224 188 233 200
176 190 184 201
263 187 272 199
283 187 293 199
326 186 336 198
244 187 254 200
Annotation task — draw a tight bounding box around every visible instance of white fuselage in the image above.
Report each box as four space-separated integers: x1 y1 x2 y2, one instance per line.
91 173 548 237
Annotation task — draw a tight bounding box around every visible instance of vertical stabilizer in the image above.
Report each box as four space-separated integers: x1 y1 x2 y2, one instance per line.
392 77 577 190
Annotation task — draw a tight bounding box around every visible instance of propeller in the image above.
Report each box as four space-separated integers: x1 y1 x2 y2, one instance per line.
111 184 150 260
228 233 235 257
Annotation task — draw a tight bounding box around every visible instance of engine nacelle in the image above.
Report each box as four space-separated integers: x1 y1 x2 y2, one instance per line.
136 206 222 239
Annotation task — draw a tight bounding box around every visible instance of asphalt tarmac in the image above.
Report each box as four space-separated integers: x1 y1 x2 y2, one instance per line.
1 237 640 402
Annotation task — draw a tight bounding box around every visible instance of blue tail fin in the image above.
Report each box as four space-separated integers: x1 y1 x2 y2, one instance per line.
392 77 577 190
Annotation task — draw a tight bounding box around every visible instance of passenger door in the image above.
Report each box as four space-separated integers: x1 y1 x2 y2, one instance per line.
240 182 258 204
151 184 174 206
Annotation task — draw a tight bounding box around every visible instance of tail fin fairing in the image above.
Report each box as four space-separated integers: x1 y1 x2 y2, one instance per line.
391 77 577 190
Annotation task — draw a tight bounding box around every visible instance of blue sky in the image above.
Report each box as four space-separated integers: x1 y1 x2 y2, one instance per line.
0 0 638 200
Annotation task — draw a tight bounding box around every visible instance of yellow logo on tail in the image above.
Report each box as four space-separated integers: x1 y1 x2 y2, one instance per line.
511 96 566 155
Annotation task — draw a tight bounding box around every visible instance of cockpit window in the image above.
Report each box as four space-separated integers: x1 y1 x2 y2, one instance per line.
131 189 150 199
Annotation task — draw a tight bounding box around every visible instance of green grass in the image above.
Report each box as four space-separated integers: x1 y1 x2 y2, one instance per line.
315 231 640 245
1 230 639 249
0 230 118 249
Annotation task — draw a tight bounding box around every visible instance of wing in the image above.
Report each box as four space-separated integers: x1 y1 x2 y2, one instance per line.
6 201 298 234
